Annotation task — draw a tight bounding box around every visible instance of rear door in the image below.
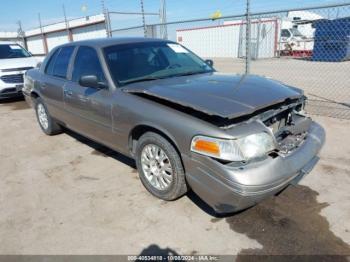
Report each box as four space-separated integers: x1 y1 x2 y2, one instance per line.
63 46 114 144
40 46 75 120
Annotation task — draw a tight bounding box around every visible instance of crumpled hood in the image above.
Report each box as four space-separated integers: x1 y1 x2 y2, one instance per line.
0 57 39 71
123 73 303 119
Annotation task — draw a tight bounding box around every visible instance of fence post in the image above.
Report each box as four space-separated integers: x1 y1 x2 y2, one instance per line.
160 0 168 39
38 13 48 55
106 9 112 37
101 0 111 37
245 0 251 74
140 0 147 37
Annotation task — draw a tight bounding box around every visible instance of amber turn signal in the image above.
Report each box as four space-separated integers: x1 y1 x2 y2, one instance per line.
192 139 220 155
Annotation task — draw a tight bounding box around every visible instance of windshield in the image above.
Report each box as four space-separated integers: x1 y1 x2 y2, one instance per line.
0 44 31 59
104 41 214 86
290 28 303 37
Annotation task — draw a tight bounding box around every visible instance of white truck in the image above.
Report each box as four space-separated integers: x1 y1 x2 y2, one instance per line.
0 42 40 100
279 20 314 56
279 11 323 57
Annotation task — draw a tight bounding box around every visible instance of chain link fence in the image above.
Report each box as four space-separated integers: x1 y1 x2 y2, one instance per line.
109 2 350 119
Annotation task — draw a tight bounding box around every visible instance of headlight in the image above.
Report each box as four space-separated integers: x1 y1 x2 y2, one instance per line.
191 133 275 162
236 133 275 160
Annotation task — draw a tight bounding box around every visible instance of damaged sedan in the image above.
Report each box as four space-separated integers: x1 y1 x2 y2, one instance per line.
23 38 325 213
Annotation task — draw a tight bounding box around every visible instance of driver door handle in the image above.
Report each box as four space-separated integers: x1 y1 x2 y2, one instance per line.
64 89 73 97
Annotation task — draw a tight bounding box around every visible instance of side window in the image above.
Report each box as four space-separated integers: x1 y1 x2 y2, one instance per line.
281 29 291 38
45 48 60 75
52 46 74 79
72 46 105 83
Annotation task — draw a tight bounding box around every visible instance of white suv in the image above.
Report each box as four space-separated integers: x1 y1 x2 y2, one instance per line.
0 42 40 99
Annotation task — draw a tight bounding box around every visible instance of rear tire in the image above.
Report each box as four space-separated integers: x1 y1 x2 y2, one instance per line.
35 97 62 135
135 132 188 201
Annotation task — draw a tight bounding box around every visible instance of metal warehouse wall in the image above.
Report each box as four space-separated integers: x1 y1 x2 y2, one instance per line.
177 19 278 59
26 35 45 55
46 31 69 51
177 25 241 57
72 23 107 41
24 14 106 55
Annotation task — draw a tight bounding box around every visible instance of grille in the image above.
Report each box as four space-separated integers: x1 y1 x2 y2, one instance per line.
0 74 24 84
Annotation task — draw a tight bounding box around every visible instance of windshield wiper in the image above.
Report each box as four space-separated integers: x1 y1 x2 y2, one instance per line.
121 76 164 86
174 70 212 77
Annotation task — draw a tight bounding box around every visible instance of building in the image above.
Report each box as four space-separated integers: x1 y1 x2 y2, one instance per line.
0 14 107 56
0 31 24 46
177 18 278 59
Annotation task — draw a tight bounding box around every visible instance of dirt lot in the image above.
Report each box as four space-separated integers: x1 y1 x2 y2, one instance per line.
0 98 349 256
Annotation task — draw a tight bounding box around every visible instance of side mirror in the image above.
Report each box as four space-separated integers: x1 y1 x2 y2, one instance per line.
79 75 107 89
205 59 214 67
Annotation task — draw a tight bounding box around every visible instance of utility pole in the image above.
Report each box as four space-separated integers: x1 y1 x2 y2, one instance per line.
17 20 27 49
159 0 168 39
245 0 251 75
140 0 147 37
62 4 72 42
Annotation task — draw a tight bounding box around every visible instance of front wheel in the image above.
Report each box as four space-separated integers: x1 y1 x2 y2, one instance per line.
135 132 188 201
35 97 62 135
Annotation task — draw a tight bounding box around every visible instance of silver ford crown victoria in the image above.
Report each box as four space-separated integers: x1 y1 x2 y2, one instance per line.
23 38 325 214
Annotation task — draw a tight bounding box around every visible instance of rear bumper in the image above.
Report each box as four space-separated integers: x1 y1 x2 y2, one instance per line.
183 122 325 214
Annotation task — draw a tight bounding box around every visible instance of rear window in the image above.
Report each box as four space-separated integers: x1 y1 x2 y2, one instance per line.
46 46 74 79
45 49 60 75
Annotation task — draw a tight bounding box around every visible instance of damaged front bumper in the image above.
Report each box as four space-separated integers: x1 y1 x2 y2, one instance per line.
183 122 325 214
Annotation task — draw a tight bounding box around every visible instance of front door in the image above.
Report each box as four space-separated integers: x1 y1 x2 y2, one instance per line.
63 46 114 145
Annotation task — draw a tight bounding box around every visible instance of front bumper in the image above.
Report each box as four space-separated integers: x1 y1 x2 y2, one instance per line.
0 84 24 99
183 122 325 214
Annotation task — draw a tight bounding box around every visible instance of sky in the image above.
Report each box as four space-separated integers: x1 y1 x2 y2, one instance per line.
0 0 349 32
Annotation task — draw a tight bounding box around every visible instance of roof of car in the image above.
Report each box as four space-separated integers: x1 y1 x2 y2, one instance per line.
60 37 172 49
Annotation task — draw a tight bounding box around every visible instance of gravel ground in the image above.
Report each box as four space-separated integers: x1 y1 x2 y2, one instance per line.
0 98 349 257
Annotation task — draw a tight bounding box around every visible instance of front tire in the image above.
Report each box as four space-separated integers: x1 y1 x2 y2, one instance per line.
135 132 188 201
35 97 62 135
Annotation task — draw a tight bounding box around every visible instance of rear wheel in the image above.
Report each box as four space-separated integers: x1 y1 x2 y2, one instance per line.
35 97 62 135
135 132 187 201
